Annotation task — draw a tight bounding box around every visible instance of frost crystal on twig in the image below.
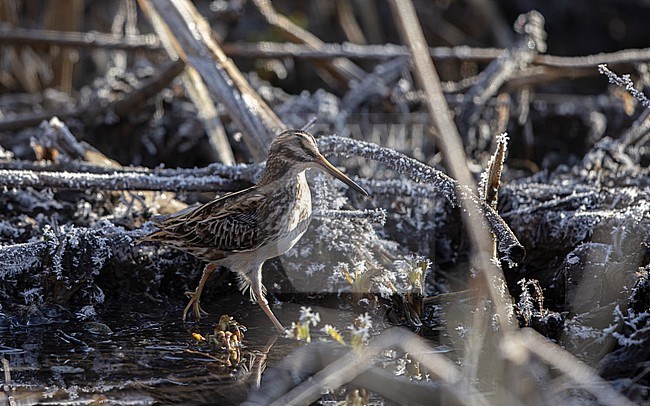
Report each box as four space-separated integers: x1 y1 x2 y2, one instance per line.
598 64 650 109
479 133 509 209
319 135 525 265
516 278 546 326
314 208 387 225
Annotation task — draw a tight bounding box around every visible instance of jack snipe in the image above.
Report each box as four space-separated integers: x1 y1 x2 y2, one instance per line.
142 130 368 332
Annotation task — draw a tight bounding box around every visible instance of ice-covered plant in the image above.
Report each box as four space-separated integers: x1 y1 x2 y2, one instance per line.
349 312 373 348
321 324 346 345
290 306 321 342
517 278 545 326
373 255 429 303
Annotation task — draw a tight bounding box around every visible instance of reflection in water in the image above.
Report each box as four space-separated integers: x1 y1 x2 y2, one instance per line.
0 298 305 405
1 293 448 405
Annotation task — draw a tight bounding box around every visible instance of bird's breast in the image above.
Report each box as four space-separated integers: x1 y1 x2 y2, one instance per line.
272 186 312 256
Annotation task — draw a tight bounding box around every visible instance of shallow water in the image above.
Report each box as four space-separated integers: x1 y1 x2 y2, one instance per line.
0 297 353 405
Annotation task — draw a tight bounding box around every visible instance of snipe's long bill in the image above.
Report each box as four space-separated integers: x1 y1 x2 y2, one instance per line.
141 130 368 332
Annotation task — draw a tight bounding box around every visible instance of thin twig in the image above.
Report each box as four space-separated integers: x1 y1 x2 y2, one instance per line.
222 41 650 70
314 208 386 225
5 24 650 71
252 0 366 86
0 158 262 181
0 169 243 192
0 110 79 132
0 24 162 50
337 0 367 45
599 63 650 109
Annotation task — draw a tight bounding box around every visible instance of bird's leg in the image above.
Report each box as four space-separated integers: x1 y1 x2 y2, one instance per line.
257 292 285 333
183 263 217 321
251 273 285 333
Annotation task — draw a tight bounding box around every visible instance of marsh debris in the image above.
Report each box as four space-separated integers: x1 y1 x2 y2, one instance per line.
1 0 650 404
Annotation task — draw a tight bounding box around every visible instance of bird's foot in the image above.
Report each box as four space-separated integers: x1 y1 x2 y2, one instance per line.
182 290 209 321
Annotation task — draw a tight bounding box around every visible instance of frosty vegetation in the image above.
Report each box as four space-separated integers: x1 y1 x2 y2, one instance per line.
1 2 650 404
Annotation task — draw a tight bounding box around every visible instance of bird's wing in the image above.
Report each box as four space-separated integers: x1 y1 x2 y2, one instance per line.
153 187 269 252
